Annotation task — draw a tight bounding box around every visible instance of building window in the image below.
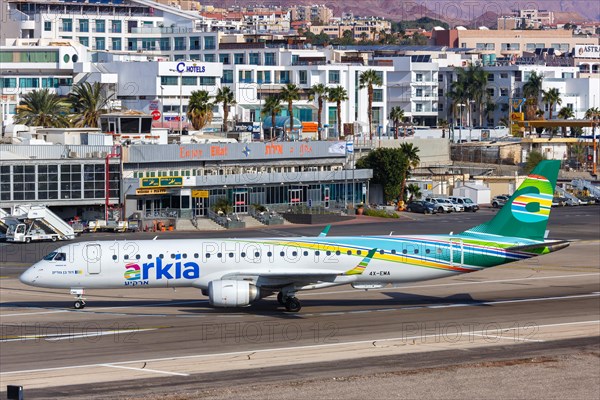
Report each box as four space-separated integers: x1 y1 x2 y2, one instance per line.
488 74 495 82
112 38 121 51
234 53 245 64
60 164 82 199
416 103 423 112
62 19 72 32
222 70 233 84
19 78 39 88
111 20 121 33
12 165 36 201
264 52 275 66
219 54 230 65
257 71 271 84
372 107 382 126
487 88 495 97
78 37 89 47
190 37 200 50
204 54 215 62
438 103 444 112
238 70 252 83
373 89 383 102
95 20 105 33
182 76 197 86
95 37 105 51
0 166 11 201
41 78 59 88
160 76 178 86
249 53 260 65
328 106 337 127
438 88 444 97
200 77 216 86
44 21 52 32
328 70 340 84
416 73 423 82
416 88 423 97
174 37 185 51
78 19 89 33
37 165 58 200
0 78 16 88
276 71 290 84
159 38 170 51
500 88 508 97
500 73 508 79
299 70 307 85
204 36 216 50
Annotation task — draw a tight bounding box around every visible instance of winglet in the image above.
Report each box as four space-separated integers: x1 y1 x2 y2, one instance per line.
319 225 331 237
344 248 378 276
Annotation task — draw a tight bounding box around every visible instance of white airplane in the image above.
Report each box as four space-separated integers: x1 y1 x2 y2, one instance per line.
20 161 569 312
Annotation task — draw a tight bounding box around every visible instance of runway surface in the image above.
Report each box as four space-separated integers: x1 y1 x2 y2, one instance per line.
1 207 599 398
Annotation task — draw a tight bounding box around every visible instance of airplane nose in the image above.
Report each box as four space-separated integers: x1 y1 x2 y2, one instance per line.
19 267 38 286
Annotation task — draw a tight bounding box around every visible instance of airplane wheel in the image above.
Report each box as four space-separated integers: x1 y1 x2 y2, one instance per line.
284 297 301 312
52 236 57 242
277 291 285 305
74 300 85 310
25 237 31 243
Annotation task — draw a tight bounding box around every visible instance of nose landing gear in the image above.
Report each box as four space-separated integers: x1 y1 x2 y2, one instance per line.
70 288 86 310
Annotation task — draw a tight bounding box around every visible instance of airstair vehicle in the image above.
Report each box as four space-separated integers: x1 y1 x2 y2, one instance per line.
571 179 600 198
555 185 581 206
6 205 75 243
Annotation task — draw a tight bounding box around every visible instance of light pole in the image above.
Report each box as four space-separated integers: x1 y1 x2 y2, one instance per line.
458 103 465 143
160 85 164 128
169 68 183 133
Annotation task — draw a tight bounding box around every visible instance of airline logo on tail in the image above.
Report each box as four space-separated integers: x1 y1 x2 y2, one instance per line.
511 174 553 223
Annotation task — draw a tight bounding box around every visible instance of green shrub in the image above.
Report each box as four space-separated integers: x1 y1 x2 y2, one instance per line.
363 208 399 218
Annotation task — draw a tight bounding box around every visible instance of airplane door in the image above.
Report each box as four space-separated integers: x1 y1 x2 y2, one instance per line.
449 239 464 267
85 244 102 274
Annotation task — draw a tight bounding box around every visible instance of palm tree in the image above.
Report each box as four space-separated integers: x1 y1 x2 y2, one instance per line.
69 82 112 128
438 118 449 138
14 89 71 128
449 70 469 129
214 86 236 133
406 183 422 202
585 107 600 121
557 106 575 136
389 106 405 139
542 88 561 120
399 142 420 204
186 90 213 131
308 83 329 141
359 69 383 140
279 83 301 141
261 95 283 140
327 86 348 139
466 64 489 126
523 71 544 120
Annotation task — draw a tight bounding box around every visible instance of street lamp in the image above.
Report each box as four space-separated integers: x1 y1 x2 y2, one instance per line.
457 103 466 143
169 68 183 134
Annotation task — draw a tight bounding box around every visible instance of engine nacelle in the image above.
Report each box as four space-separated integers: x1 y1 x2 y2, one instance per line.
208 280 260 307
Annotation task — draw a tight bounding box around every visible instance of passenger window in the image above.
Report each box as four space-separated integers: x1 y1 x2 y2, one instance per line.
228 253 234 258
124 255 129 260
303 251 308 256
336 251 341 256
379 250 385 255
254 252 260 257
326 251 331 256
206 253 211 258
292 251 298 257
159 254 164 259
391 250 396 255
182 254 187 259
194 253 199 258
357 250 362 255
136 254 141 260
414 249 419 254
280 251 285 257
267 252 273 257
347 250 352 255
241 252 246 257
112 255 117 261
315 251 320 256
171 254 176 259
426 249 431 254
402 249 407 254
147 254 152 259
217 253 222 258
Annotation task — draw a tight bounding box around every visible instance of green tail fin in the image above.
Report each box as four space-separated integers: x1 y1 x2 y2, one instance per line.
463 160 560 241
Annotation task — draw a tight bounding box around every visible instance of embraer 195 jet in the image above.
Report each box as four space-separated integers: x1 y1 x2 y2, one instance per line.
20 161 569 312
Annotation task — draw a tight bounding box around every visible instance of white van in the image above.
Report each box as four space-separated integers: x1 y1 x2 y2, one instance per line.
449 196 480 212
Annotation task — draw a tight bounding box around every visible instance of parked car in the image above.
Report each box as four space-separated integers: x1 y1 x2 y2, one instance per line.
491 195 510 208
425 197 454 213
440 198 463 212
406 200 437 214
449 196 480 212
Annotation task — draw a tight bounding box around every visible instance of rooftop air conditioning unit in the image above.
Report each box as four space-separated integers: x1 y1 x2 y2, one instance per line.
68 151 78 158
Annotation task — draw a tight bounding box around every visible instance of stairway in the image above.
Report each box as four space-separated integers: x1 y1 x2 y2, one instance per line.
571 179 600 197
175 218 225 231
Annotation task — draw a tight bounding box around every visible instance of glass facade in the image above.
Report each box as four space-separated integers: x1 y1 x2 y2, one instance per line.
0 163 120 202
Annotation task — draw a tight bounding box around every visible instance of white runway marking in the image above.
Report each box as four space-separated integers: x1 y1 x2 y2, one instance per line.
2 320 598 377
100 364 189 377
0 328 158 343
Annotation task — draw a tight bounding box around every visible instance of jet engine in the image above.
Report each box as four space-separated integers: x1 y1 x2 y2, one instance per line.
208 280 261 307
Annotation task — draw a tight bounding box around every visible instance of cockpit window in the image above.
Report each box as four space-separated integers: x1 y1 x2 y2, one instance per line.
43 252 66 261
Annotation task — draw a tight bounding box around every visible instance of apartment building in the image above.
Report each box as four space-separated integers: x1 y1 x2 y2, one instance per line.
290 4 333 23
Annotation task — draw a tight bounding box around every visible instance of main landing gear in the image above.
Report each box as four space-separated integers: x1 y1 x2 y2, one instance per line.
277 290 302 312
70 288 86 310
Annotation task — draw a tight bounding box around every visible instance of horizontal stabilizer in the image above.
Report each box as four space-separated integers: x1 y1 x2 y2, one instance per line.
508 240 570 253
344 248 378 276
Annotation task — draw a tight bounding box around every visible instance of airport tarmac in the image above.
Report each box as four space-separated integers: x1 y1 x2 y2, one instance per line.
0 207 599 399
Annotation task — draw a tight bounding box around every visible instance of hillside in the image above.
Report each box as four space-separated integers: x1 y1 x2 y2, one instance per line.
197 0 600 23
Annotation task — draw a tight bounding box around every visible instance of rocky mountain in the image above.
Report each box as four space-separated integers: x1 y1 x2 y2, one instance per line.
198 1 600 23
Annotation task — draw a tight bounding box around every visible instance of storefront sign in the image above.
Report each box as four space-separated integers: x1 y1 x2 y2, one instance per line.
192 190 209 198
136 188 168 195
575 45 600 59
140 177 183 187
